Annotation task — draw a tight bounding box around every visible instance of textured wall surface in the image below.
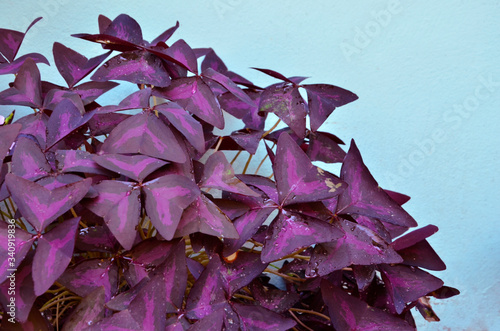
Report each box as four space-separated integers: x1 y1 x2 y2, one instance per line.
1 1 499 330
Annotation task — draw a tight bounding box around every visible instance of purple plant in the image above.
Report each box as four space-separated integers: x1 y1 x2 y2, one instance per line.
0 15 458 330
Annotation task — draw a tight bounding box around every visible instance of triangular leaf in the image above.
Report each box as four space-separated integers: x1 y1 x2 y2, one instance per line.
11 136 50 181
93 154 167 182
0 58 42 108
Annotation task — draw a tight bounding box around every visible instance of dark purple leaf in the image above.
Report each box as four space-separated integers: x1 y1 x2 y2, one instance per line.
53 42 111 88
232 302 297 331
218 90 265 131
379 264 444 314
0 123 21 161
249 280 300 313
274 133 346 206
303 84 358 132
62 287 106 330
0 222 33 284
185 256 226 319
92 50 171 87
0 58 42 108
307 131 346 163
150 21 179 46
0 53 49 75
337 140 418 227
94 154 167 182
251 67 295 84
321 279 414 330
103 14 143 44
305 220 403 277
42 89 84 112
200 151 260 197
33 217 79 295
75 225 119 253
0 254 37 323
203 68 255 106
100 112 187 163
221 252 267 294
88 112 131 136
385 189 411 205
261 211 344 263
392 225 438 251
175 194 239 239
96 88 152 114
56 149 110 175
352 265 376 292
58 258 119 301
1 305 53 330
236 174 279 203
429 286 460 299
85 309 141 331
73 81 119 104
259 84 306 138
230 129 262 154
201 49 227 74
143 174 200 241
105 279 149 312
46 99 95 150
156 102 205 152
163 39 198 74
155 76 224 129
223 207 275 256
85 180 141 250
0 17 42 62
187 308 224 331
6 174 91 231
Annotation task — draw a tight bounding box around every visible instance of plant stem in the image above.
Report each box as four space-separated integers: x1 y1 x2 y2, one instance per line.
262 119 281 138
289 310 314 331
230 150 242 165
289 308 330 321
242 154 253 174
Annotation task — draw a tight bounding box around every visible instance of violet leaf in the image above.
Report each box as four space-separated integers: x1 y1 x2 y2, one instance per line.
55 149 110 175
150 21 179 46
0 53 49 75
85 180 141 250
0 58 42 108
163 39 198 74
143 174 200 241
229 129 263 154
5 174 91 232
73 81 119 105
84 309 141 331
0 17 42 62
100 112 187 163
62 287 106 331
33 217 80 296
93 154 167 182
11 136 51 181
203 68 256 106
0 222 34 284
307 131 346 163
0 123 21 162
232 302 297 331
303 83 358 132
96 88 152 114
337 140 418 227
274 133 346 206
218 89 265 131
251 67 295 84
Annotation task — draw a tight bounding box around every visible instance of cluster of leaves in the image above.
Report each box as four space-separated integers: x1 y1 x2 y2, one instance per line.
0 15 458 330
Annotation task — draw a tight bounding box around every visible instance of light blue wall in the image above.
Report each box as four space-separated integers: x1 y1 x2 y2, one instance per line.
1 1 499 329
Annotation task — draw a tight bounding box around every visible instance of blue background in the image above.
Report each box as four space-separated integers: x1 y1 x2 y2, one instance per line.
1 1 499 329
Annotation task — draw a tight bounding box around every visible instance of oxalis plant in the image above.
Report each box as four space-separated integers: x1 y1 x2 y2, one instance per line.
0 14 459 330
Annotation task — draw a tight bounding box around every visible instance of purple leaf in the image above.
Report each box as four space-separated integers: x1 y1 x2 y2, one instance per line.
321 279 414 331
232 302 297 331
259 84 306 138
0 222 33 284
100 112 187 163
58 258 118 301
175 194 239 239
75 225 119 253
46 99 95 150
274 133 346 206
185 256 226 319
88 112 131 136
385 189 411 205
0 53 49 75
96 88 152 114
305 220 403 277
221 252 267 294
85 309 141 331
155 76 224 129
223 207 275 256
85 180 141 250
0 58 42 108
143 174 200 241
249 281 300 313
62 287 106 330
352 265 376 291
73 81 119 104
0 254 37 323
230 129 262 154
103 14 143 45
236 174 279 203
33 217 80 295
56 149 110 175
93 154 167 182
187 308 225 331
163 39 198 74
0 17 42 62
13 113 48 148
6 174 91 231
201 49 228 74
307 131 346 163
303 84 358 132
42 89 85 111
203 68 255 106
379 264 444 314
261 212 344 263
53 42 111 88
92 50 171 87
251 67 295 84
218 90 265 131
150 21 179 46
156 102 205 152
337 140 418 227
0 123 21 161
200 151 260 197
